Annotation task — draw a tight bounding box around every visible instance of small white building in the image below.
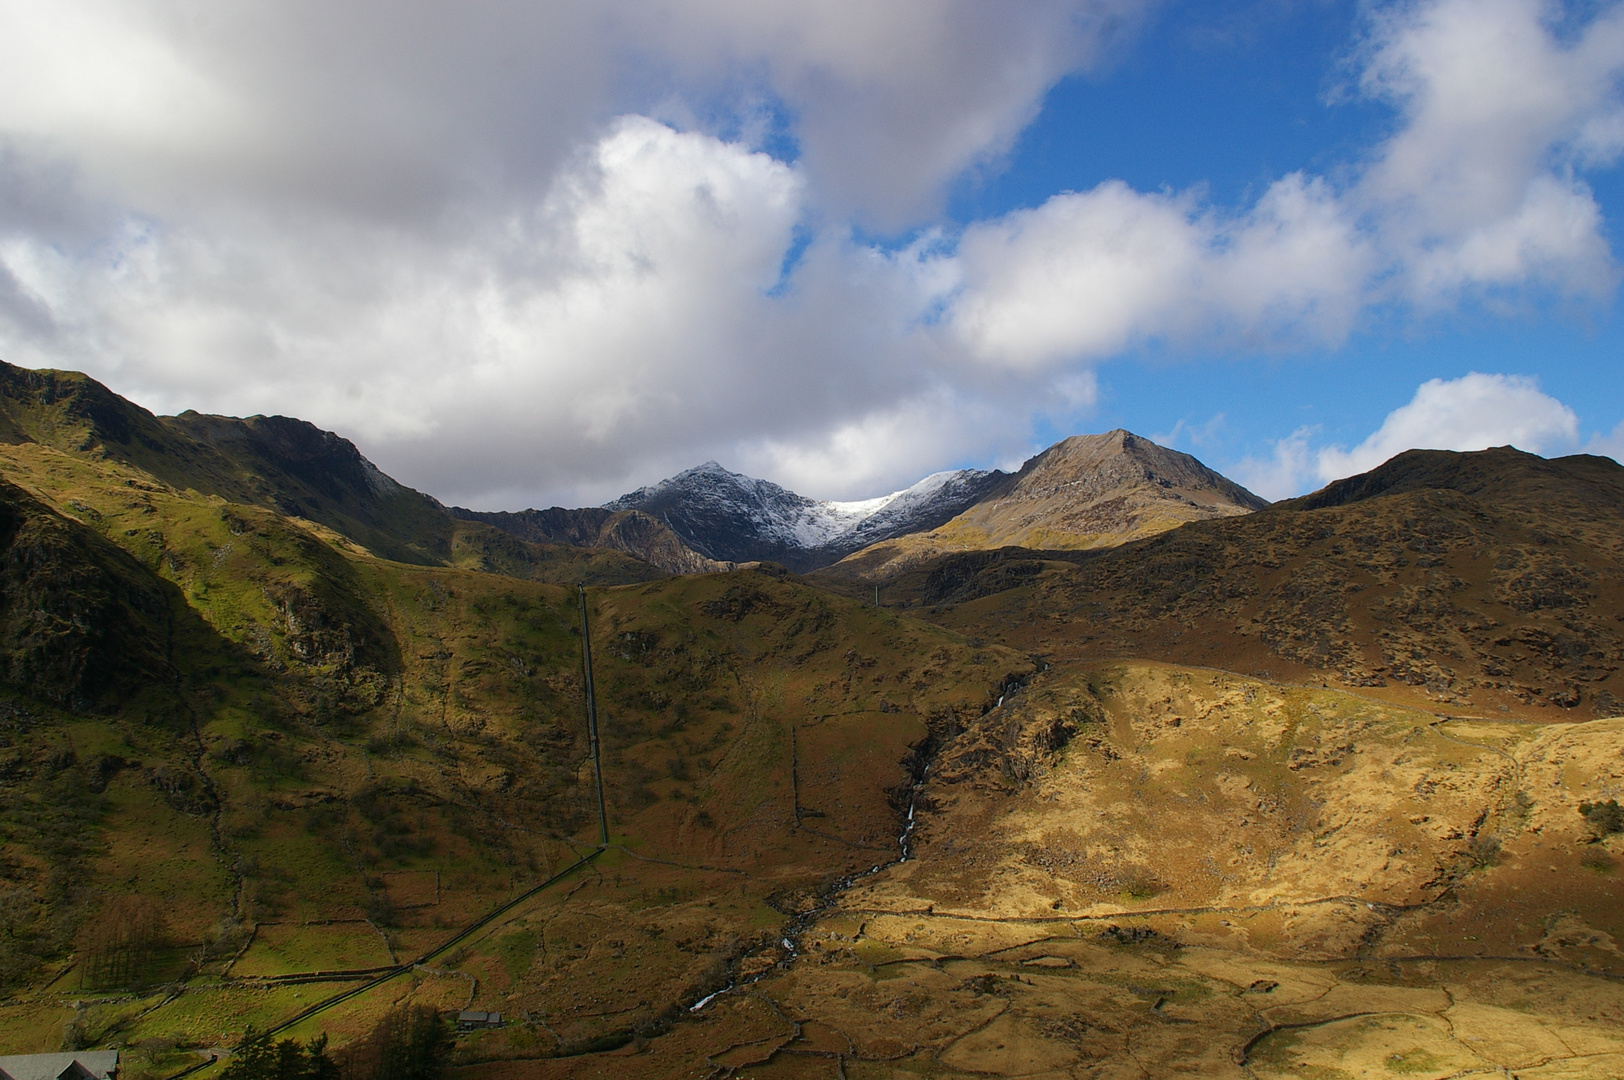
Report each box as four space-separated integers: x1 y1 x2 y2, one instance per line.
0 1052 118 1080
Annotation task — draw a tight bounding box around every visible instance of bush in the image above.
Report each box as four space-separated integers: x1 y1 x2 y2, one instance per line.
1580 848 1616 873
1580 799 1624 837
1465 834 1501 869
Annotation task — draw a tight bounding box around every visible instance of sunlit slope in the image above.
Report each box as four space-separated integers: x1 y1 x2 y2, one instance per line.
602 661 1624 1079
0 426 1028 1068
820 430 1267 584
909 446 1624 720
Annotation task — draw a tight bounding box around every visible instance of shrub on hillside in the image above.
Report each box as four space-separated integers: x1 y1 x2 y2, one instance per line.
1580 799 1624 837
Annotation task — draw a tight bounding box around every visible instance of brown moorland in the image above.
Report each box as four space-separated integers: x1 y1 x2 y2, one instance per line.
899 446 1624 720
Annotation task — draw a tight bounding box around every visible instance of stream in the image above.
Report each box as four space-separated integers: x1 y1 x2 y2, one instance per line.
687 682 1019 1014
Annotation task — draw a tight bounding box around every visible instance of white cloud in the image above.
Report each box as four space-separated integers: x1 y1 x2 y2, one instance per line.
1316 372 1579 480
1236 373 1584 500
0 0 1621 510
1586 418 1624 462
943 171 1374 369
1230 426 1317 503
933 0 1624 376
946 181 1207 369
0 0 1140 228
0 0 1152 505
641 0 1145 228
1357 0 1624 300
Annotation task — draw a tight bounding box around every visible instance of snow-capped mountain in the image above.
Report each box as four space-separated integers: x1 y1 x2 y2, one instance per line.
603 462 1005 571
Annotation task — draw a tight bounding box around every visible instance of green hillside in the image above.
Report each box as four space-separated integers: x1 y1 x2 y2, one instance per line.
0 394 1025 1072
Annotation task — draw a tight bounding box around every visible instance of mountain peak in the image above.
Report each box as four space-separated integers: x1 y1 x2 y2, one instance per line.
820 430 1268 581
1015 430 1268 512
602 462 1002 570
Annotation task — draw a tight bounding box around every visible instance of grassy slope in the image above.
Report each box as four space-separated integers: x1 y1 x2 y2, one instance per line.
0 362 662 586
3 377 1619 1075
0 432 1028 1069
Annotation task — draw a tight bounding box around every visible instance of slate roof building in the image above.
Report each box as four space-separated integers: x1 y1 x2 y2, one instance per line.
0 1052 119 1080
456 1010 501 1030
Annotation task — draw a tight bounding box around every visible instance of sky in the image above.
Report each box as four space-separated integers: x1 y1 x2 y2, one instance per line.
0 0 1621 509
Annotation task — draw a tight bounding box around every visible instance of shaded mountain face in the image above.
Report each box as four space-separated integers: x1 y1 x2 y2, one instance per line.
0 362 662 583
600 461 1006 571
822 429 1269 582
161 411 459 566
0 361 452 564
0 479 179 712
914 446 1624 719
447 505 731 575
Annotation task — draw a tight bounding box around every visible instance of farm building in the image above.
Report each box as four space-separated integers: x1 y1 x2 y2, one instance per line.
0 1052 118 1080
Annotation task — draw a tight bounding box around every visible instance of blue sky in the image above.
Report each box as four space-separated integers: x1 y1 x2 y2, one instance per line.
0 0 1620 506
950 0 1624 493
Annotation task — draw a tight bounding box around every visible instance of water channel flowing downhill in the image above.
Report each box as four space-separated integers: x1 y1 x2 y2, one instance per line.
688 682 1020 1014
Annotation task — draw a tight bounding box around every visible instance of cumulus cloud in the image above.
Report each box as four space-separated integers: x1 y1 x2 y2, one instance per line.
0 0 1137 228
943 172 1372 368
1358 0 1624 300
0 0 1621 509
1587 418 1624 462
1236 373 1583 500
936 0 1624 373
0 0 1146 504
1316 372 1579 478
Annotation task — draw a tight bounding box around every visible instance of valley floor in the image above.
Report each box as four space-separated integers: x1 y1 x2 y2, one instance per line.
24 661 1603 1080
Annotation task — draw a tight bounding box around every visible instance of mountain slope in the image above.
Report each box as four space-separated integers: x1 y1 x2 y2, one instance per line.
914 446 1624 718
160 410 459 566
0 364 1031 1063
601 461 1005 572
447 505 731 575
824 429 1268 582
0 362 662 583
0 478 181 712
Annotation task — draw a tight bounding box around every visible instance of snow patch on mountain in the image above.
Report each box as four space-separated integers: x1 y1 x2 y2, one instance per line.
603 461 1000 566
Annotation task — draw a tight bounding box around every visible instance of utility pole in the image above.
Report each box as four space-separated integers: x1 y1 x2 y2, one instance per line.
578 585 610 848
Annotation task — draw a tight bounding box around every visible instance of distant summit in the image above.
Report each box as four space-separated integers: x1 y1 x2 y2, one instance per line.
824 429 1268 581
602 461 1004 572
